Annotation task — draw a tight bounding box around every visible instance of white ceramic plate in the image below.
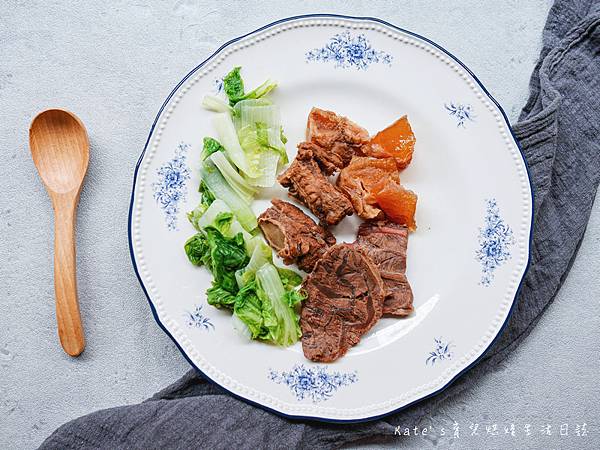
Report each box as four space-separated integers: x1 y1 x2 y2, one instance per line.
129 14 532 422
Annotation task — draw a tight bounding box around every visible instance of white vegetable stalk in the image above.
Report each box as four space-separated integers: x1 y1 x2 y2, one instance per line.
236 239 272 288
256 264 299 346
209 151 257 203
244 150 279 187
213 113 257 177
202 95 233 114
200 161 257 231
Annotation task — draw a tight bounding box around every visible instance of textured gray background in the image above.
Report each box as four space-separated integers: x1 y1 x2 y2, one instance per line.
1 1 599 449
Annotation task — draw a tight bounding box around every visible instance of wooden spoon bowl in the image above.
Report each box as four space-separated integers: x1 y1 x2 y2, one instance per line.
29 109 89 356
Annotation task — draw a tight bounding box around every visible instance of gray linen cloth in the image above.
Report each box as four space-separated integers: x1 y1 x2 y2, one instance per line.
40 1 600 448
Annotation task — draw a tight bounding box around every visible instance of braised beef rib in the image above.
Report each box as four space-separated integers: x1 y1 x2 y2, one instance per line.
258 199 336 272
278 146 353 226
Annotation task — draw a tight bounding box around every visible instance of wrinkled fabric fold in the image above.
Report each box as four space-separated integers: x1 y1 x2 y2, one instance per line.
39 1 600 449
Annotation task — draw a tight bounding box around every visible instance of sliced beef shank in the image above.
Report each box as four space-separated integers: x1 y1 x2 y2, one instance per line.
301 243 385 362
356 220 414 316
278 146 353 226
258 199 336 272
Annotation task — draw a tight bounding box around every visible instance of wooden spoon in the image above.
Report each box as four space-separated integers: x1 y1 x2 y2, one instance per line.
29 109 89 356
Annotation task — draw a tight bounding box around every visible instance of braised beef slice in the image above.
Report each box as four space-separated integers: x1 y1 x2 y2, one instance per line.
301 243 385 362
305 107 369 174
278 147 353 226
258 199 336 272
356 220 414 316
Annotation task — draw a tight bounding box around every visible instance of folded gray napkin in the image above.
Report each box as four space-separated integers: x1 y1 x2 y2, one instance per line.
40 1 600 448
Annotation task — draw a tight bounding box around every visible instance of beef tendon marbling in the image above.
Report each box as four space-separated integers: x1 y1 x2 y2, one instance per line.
357 220 414 316
300 243 385 362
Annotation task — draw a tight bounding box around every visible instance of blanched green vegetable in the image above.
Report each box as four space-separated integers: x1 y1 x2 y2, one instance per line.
255 264 302 346
235 239 272 288
255 122 288 164
213 112 256 177
205 227 249 294
233 100 279 130
233 280 265 339
242 150 279 188
189 199 252 246
234 100 288 165
189 199 229 231
209 151 257 203
200 160 257 231
223 67 245 105
202 95 233 114
187 180 215 226
223 66 277 106
200 137 225 161
277 267 304 291
184 233 210 267
184 66 303 347
207 285 237 309
190 225 249 309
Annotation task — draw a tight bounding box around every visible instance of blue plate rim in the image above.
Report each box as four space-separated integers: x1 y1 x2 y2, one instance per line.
127 13 535 424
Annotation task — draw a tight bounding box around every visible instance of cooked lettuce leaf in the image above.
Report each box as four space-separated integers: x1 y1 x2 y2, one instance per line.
185 226 304 345
255 264 301 346
280 126 288 145
189 199 229 231
201 137 225 161
233 266 303 344
277 267 303 290
233 280 265 339
184 233 210 267
204 227 249 296
223 67 245 105
200 160 257 231
235 239 272 288
233 100 278 130
186 180 215 226
213 112 257 177
213 212 234 235
242 150 279 188
207 285 237 309
284 289 306 308
185 221 250 308
255 122 288 164
240 79 277 104
202 95 233 114
223 66 277 106
209 151 257 203
190 225 249 310
237 124 283 187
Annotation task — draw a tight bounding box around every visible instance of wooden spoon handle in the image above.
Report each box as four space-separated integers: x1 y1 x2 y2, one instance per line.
53 195 85 356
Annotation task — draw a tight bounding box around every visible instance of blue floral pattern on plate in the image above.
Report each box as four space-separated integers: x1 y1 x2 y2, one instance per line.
476 198 515 286
445 102 475 127
426 338 453 366
213 77 224 93
269 364 357 402
306 31 392 70
185 304 214 331
152 142 191 231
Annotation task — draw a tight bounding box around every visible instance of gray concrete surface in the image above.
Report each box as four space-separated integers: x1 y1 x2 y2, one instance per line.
1 1 598 449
